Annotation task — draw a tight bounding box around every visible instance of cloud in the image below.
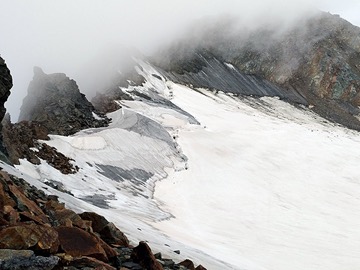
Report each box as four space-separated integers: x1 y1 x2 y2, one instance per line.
0 0 358 120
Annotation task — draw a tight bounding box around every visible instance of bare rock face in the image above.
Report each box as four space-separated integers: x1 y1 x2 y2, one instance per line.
19 67 110 136
0 56 12 161
0 57 12 122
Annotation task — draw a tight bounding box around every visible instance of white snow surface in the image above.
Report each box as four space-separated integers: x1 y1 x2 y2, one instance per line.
4 63 360 269
153 85 360 270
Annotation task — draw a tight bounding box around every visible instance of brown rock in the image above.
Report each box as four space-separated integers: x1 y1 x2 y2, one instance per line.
131 241 163 270
195 265 207 270
19 211 48 225
36 143 79 174
44 199 65 211
179 259 195 270
3 205 20 224
56 226 108 262
0 215 9 226
0 223 59 253
100 222 129 246
8 184 49 224
51 208 91 230
79 212 108 232
97 236 118 259
69 256 116 270
0 181 5 212
79 212 129 246
0 176 17 208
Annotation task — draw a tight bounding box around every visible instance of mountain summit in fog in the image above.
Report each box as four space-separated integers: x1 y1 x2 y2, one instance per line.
154 11 360 129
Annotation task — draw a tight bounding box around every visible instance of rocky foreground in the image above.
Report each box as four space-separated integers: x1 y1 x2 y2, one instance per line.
0 169 206 270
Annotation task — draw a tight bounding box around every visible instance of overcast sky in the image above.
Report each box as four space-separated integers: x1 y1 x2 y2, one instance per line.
0 0 359 120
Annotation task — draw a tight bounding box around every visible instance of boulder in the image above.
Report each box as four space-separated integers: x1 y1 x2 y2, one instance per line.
8 184 49 224
195 265 207 270
47 207 91 231
56 226 109 262
0 249 59 270
178 259 195 270
79 212 129 246
131 241 163 270
68 256 116 270
0 223 59 253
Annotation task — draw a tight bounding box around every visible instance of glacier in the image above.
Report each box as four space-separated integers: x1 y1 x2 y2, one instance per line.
2 61 360 270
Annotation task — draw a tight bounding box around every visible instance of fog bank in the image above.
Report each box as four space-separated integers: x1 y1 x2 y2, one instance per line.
0 0 359 120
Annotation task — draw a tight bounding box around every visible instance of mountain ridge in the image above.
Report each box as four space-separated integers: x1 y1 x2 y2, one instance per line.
153 11 360 130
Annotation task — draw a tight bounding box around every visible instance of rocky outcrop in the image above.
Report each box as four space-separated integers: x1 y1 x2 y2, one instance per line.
19 67 110 136
0 57 12 124
79 212 129 247
0 57 13 161
1 118 78 174
155 12 360 130
0 170 206 269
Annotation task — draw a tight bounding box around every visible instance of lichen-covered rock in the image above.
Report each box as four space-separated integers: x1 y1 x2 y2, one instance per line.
0 224 59 253
19 67 110 136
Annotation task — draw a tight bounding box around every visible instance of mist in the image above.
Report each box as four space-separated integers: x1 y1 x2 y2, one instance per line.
0 0 359 121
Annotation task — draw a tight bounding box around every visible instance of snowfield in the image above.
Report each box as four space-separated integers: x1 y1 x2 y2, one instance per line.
4 64 360 270
153 84 360 270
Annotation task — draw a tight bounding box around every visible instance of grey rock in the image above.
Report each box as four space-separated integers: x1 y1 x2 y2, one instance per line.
19 67 110 136
0 249 59 270
122 261 143 269
0 249 34 261
0 56 13 162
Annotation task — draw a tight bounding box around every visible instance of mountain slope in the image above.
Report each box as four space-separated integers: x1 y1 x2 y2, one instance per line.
3 58 360 269
2 11 360 270
154 12 360 130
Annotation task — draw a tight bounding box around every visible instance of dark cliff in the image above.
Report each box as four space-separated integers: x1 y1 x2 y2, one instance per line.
0 57 12 122
19 67 110 136
0 56 13 161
